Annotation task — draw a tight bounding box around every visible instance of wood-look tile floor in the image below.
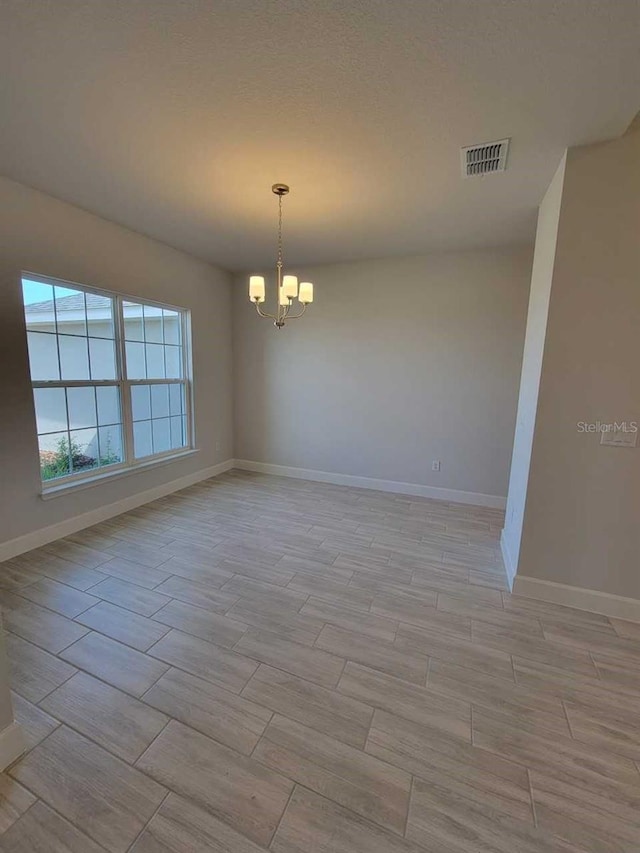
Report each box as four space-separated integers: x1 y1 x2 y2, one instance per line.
0 470 639 851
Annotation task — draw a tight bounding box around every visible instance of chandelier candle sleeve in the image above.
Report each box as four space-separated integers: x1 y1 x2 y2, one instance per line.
299 281 314 304
248 183 314 329
249 276 266 303
282 275 298 299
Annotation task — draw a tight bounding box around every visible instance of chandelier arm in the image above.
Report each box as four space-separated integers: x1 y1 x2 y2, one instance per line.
254 303 278 320
283 302 307 320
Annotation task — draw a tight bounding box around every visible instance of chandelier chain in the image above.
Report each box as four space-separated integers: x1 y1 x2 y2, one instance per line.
277 193 283 271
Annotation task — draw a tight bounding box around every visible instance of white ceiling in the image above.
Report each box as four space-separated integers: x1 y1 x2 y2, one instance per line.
1 1 638 271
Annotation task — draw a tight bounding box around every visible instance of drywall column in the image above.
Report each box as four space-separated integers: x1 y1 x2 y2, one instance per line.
501 155 566 585
509 119 640 617
0 630 23 769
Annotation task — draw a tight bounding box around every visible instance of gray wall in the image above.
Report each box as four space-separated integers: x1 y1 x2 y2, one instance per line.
514 123 640 598
233 247 532 501
502 155 566 581
0 176 234 546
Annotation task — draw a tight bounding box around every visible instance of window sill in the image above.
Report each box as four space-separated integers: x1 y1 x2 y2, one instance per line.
40 448 200 500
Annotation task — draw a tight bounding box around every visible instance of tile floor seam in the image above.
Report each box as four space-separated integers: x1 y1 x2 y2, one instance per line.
6 580 102 620
403 774 415 838
32 650 136 699
28 704 171 770
124 788 172 853
19 653 79 704
6 796 113 852
423 656 432 688
560 699 575 739
5 587 100 625
4 622 91 658
266 780 298 849
527 768 538 827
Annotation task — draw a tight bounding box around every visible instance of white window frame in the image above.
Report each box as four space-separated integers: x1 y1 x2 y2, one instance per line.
23 272 195 494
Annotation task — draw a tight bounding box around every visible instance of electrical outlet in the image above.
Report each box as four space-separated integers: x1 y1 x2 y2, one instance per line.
432 460 441 472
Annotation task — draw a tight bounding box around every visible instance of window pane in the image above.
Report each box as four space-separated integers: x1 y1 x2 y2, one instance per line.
86 293 115 339
170 415 185 449
134 420 153 458
150 384 170 418
98 425 123 467
27 331 60 380
145 344 165 379
96 386 120 425
163 309 181 345
123 302 144 341
67 387 97 430
125 341 146 379
152 418 171 454
131 385 151 421
54 286 87 337
89 337 117 380
39 431 71 480
59 335 90 380
23 278 190 480
23 281 55 331
69 428 100 473
144 304 163 343
169 383 183 416
34 387 67 435
165 345 182 379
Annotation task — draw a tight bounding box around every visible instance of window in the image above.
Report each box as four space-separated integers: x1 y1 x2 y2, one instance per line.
21 274 193 487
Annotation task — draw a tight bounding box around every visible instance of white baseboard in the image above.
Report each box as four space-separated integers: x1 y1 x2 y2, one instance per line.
0 459 235 563
0 722 25 771
0 456 504 563
234 459 506 509
500 532 517 591
513 575 640 623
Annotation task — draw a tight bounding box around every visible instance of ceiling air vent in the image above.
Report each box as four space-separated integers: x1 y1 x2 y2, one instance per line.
461 138 510 177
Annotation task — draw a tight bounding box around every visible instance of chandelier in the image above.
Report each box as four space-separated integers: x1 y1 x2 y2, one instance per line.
248 183 314 329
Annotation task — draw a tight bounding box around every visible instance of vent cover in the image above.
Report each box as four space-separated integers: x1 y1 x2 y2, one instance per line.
461 138 510 177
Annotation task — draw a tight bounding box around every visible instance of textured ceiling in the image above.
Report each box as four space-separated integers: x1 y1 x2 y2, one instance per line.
1 0 638 271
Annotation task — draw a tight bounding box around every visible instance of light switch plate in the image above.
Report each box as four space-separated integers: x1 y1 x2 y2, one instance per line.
600 426 638 448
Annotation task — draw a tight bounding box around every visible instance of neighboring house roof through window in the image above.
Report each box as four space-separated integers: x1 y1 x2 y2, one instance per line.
25 293 159 326
25 292 112 314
